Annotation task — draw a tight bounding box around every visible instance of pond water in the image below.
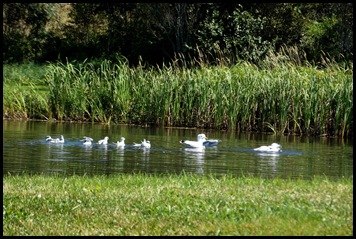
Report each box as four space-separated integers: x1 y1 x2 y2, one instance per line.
3 120 353 180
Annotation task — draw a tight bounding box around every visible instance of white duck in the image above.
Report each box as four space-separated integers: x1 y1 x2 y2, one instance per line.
141 139 151 148
179 133 207 149
254 143 282 152
46 135 64 144
81 136 94 146
133 139 151 148
115 137 125 147
97 136 109 145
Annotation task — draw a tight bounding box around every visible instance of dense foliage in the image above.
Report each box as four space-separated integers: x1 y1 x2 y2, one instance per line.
3 3 353 66
3 54 353 137
3 3 353 137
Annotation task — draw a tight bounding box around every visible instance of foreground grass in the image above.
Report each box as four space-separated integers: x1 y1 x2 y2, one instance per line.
3 173 353 236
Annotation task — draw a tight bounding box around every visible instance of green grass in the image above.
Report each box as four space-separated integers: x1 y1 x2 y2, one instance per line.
3 62 47 85
2 53 353 136
3 173 353 236
3 63 49 119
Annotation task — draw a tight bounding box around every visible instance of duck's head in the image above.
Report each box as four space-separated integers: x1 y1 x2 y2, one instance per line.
271 143 281 148
197 134 207 141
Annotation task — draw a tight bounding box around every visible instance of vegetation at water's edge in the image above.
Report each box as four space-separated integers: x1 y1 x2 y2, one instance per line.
3 173 353 236
3 49 353 137
3 4 353 137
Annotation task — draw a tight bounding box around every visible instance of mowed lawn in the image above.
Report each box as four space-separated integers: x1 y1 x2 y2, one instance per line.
3 173 353 236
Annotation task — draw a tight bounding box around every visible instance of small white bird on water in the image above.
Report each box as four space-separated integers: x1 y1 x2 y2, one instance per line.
98 136 109 145
179 133 207 149
254 143 282 152
81 136 94 146
115 137 125 147
133 139 151 148
141 139 151 148
46 135 64 144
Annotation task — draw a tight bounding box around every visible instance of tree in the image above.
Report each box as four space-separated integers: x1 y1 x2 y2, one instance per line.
194 4 274 64
3 3 57 63
61 3 107 61
122 3 202 65
3 3 352 65
299 3 353 63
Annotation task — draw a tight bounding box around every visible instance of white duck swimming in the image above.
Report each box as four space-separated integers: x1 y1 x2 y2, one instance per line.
115 137 125 147
133 139 151 148
179 133 207 149
97 136 109 145
46 135 64 144
254 143 282 152
81 136 94 146
141 139 151 148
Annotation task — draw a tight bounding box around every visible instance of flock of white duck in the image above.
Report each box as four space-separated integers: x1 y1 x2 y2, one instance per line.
45 133 282 152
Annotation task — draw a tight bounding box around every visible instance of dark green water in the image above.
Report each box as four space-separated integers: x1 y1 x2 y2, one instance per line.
3 120 353 179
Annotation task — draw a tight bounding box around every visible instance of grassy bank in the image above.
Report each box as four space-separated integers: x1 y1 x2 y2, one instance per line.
3 173 353 236
3 63 49 119
3 55 353 137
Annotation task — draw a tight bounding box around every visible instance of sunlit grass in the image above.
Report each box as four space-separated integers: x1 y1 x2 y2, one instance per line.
2 51 353 137
3 81 49 120
3 173 353 236
3 63 49 119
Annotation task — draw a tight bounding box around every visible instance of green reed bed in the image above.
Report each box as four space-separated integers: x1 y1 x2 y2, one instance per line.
44 60 133 123
3 58 353 137
3 173 352 236
3 63 49 119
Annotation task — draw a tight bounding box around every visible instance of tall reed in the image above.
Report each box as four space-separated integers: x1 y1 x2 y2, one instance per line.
43 56 353 137
45 59 133 123
4 48 353 137
3 78 48 120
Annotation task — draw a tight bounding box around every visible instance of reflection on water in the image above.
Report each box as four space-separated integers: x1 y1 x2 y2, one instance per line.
255 153 280 174
183 148 205 174
3 120 353 179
